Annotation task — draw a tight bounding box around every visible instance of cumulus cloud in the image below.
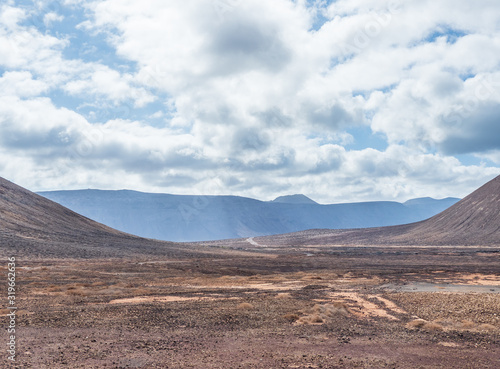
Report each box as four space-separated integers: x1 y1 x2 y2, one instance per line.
0 4 155 106
43 12 64 27
0 0 499 202
63 66 156 107
0 71 49 97
439 103 500 155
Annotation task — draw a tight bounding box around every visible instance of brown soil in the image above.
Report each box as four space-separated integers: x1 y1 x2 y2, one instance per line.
2 252 499 368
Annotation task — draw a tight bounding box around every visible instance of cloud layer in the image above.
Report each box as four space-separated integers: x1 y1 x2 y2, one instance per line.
0 0 499 202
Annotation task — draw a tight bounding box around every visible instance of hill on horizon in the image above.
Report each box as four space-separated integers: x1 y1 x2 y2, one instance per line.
38 189 459 242
0 177 209 259
272 194 318 205
253 174 500 247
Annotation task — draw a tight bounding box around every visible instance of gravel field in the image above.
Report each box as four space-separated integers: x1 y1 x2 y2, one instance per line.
2 250 499 368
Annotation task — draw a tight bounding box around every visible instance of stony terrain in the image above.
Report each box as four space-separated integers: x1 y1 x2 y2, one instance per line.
1 250 499 368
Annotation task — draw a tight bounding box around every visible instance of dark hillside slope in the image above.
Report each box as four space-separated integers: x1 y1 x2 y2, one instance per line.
396 174 500 245
255 175 500 247
0 177 207 258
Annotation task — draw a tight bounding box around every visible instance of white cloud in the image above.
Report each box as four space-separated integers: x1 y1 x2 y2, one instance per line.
43 12 64 27
0 4 155 107
63 65 156 107
0 6 66 72
0 1 499 203
0 71 49 97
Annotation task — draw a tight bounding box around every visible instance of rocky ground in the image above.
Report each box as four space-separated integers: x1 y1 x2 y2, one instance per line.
1 247 499 368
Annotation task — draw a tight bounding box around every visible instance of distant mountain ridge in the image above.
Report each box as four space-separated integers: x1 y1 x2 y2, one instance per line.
38 189 460 242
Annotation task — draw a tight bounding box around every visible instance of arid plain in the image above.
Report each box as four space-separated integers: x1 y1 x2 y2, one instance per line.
1 176 499 368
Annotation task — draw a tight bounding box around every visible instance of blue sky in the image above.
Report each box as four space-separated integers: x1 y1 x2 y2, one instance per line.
0 0 499 203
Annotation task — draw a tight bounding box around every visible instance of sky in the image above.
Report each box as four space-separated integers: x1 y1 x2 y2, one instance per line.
0 0 499 204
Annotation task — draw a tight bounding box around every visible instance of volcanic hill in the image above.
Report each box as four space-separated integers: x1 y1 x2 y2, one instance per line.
248 175 500 247
0 177 209 259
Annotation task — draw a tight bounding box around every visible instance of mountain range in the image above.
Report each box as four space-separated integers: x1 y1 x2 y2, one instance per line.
0 175 498 260
38 190 459 242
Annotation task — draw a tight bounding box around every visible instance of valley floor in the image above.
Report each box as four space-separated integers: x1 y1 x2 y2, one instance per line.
2 246 500 368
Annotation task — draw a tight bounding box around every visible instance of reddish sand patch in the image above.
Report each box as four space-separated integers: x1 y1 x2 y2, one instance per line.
438 342 461 348
368 295 407 315
328 292 402 320
458 273 500 286
108 295 240 304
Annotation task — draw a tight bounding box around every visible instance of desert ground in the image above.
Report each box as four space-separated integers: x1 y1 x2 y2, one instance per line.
1 175 499 368
2 244 499 368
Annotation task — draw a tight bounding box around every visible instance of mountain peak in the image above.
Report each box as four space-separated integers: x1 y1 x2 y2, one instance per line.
272 194 318 205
